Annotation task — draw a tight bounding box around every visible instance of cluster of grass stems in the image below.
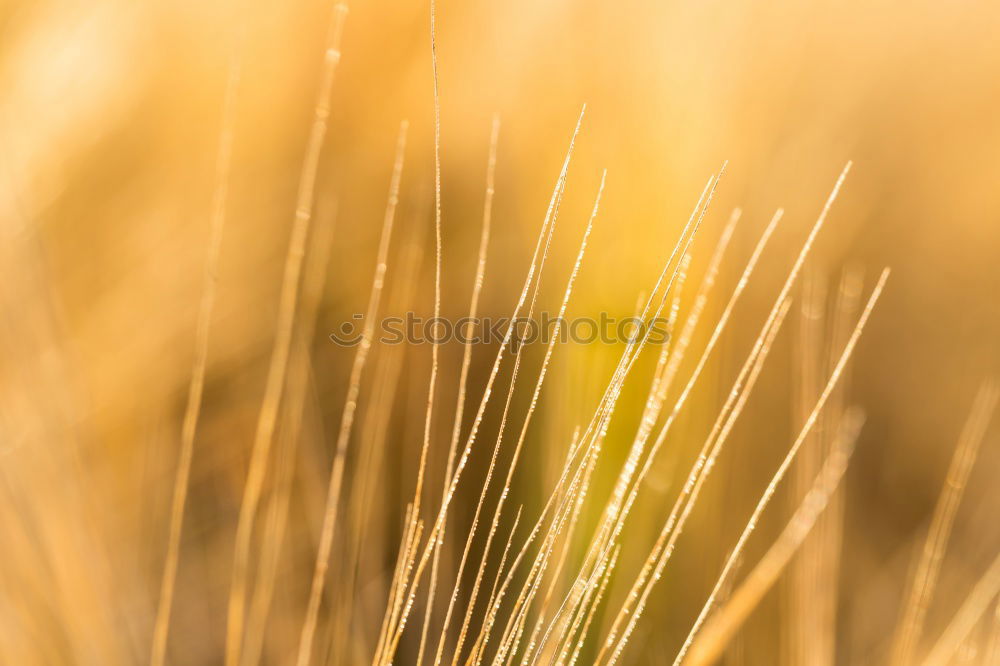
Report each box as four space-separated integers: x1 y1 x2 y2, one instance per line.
139 2 1000 665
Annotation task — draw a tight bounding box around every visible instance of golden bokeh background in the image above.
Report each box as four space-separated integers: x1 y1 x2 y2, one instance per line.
2 0 999 663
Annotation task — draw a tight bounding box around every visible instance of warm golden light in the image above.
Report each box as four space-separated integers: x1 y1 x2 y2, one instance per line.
1 0 999 663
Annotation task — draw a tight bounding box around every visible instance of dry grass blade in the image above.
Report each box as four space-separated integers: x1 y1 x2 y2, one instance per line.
890 378 1000 666
339 318 408 659
600 208 741 555
488 419 604 665
430 157 578 666
225 5 350 663
337 224 424 663
376 108 586 665
592 208 780 591
540 171 725 613
445 161 594 662
295 119 408 666
442 171 606 666
545 544 620 666
419 113 500 666
566 546 620 666
685 408 865 666
672 268 890 666
810 267 864 666
477 175 720 666
787 271 826 666
465 505 525 663
467 173 722 666
595 210 788 664
466 427 594 665
537 169 716 526
986 598 1000 663
523 422 613 663
601 294 793 666
405 0 448 582
375 503 419 661
600 165 852 662
240 207 337 666
150 42 243 666
921 549 1000 666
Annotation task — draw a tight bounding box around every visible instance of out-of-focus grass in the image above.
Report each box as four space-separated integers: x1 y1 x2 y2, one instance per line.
1 0 999 663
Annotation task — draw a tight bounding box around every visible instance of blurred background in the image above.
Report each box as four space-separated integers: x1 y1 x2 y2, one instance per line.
2 0 999 663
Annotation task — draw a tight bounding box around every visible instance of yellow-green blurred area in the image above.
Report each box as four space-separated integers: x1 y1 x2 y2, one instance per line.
2 0 1000 663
